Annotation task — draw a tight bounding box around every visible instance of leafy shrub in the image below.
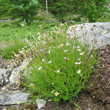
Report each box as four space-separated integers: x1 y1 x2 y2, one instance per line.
24 25 98 102
10 0 38 24
0 0 12 19
76 0 108 22
97 6 110 22
40 0 108 22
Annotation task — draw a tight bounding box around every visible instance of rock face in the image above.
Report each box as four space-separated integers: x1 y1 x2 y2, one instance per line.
9 58 31 87
0 68 9 87
36 99 47 109
0 58 31 109
0 90 30 105
0 58 31 89
67 22 110 49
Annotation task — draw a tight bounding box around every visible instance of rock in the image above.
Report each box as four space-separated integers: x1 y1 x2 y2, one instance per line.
0 90 30 105
0 58 32 109
0 68 9 87
9 58 32 86
1 58 32 90
36 99 47 109
67 22 110 49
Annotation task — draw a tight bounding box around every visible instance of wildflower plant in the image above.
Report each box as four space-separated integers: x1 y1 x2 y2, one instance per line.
24 24 98 103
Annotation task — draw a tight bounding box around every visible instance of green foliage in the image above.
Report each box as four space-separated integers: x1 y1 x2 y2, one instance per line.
50 0 73 22
0 22 62 59
40 0 74 22
0 40 28 59
34 9 57 21
97 1 110 22
40 0 108 22
0 0 12 19
10 0 38 23
24 25 98 102
76 0 108 22
0 0 109 22
97 11 110 22
0 22 59 42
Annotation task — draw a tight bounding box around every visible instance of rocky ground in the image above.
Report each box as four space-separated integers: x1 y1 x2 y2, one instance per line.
1 22 110 110
0 44 110 110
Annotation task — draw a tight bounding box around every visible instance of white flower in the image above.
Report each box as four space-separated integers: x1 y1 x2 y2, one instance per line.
37 32 40 36
91 66 94 69
77 49 81 52
48 50 51 54
75 62 81 65
48 61 52 64
23 38 28 42
32 35 35 38
21 24 24 27
77 70 81 74
19 50 24 54
78 62 81 64
54 26 57 29
56 70 60 73
50 39 53 43
73 46 76 48
55 92 60 96
43 33 48 37
80 52 84 56
64 57 66 60
64 50 68 53
42 41 46 45
66 42 70 46
60 23 64 26
38 36 41 40
60 44 64 47
75 62 79 65
51 90 54 93
77 58 81 61
42 59 46 63
38 67 42 71
91 55 93 58
64 57 69 61
30 83 34 87
77 46 80 48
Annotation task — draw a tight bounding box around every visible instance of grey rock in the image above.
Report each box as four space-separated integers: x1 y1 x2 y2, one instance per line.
0 90 30 105
67 22 110 49
0 58 32 89
0 68 9 87
36 99 47 109
0 69 8 79
9 58 32 87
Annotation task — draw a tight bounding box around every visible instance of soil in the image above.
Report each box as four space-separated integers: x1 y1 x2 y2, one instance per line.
0 44 110 110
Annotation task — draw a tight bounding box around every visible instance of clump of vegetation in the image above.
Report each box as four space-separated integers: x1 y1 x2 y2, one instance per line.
10 0 38 24
40 0 108 22
24 25 98 102
0 0 12 19
0 40 29 59
0 22 62 60
76 0 108 22
0 22 61 42
0 0 109 23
